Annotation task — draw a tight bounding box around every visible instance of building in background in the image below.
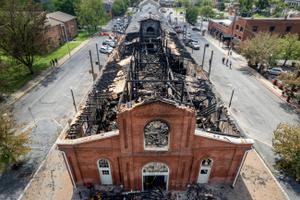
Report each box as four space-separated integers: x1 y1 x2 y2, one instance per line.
44 11 77 52
208 17 300 47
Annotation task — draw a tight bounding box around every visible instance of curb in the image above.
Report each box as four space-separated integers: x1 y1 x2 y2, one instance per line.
1 38 92 110
204 35 299 112
17 40 119 200
254 149 290 200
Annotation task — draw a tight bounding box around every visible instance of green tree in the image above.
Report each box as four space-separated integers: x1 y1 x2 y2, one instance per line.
76 0 107 33
278 64 300 102
112 0 129 16
255 0 270 10
0 111 30 174
0 0 47 75
238 0 253 17
199 5 215 18
239 32 280 69
52 0 79 15
273 123 300 181
186 7 198 25
278 34 300 67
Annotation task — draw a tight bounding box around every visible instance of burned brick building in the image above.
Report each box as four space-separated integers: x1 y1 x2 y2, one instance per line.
57 0 254 192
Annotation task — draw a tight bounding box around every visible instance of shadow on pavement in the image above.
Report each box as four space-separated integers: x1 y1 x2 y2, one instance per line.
40 67 63 87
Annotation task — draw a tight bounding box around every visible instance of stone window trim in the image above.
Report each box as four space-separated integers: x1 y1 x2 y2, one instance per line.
97 158 112 169
143 119 170 151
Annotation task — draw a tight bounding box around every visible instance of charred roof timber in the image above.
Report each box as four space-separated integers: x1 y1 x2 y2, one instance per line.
66 12 241 140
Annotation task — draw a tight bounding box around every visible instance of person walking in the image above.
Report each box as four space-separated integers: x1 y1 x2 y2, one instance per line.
222 57 225 64
229 60 232 69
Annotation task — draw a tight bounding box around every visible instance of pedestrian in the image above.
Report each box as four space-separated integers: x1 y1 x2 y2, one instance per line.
55 58 58 65
229 60 232 69
222 57 225 64
51 59 54 67
226 59 228 66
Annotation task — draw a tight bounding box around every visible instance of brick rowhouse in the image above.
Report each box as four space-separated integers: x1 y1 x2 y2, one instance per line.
57 0 254 191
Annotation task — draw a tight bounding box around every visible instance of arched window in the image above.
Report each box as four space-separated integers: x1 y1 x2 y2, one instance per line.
197 158 213 184
146 26 155 34
144 120 169 150
97 159 112 185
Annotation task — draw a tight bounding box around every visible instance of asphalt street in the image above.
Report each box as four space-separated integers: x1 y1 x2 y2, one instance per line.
165 10 300 200
0 23 114 199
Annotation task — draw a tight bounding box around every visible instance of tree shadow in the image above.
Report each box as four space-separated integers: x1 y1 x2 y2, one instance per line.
40 67 63 87
0 157 37 200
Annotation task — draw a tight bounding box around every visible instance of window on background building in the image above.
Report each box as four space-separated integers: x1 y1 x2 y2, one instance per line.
236 25 239 30
269 26 275 32
239 26 244 32
238 36 242 40
286 26 292 32
252 26 258 32
144 120 169 150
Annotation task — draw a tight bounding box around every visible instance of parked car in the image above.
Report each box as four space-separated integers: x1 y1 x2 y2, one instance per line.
186 41 200 50
192 26 201 31
267 67 284 76
99 45 113 54
103 39 116 48
99 31 110 36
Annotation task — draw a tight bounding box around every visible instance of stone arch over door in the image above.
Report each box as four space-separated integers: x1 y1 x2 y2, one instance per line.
142 162 169 191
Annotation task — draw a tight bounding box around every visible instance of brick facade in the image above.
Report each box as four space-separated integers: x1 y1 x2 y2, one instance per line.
57 101 253 191
208 17 300 42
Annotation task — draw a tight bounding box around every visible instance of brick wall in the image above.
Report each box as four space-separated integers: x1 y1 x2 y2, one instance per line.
58 101 252 191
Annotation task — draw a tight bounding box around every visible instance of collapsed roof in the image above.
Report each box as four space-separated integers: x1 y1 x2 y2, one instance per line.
65 1 241 140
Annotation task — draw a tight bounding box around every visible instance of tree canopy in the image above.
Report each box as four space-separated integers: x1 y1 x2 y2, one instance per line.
0 0 48 74
76 0 107 33
278 34 300 67
52 0 78 16
185 7 198 25
112 0 129 16
199 5 215 18
239 32 280 68
0 111 30 174
273 123 300 181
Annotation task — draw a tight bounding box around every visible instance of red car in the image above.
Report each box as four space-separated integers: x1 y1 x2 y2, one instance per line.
99 31 110 36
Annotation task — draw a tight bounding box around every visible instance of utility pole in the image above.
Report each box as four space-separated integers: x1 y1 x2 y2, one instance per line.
201 43 209 68
96 43 101 71
61 24 71 58
89 50 95 81
28 107 37 127
208 50 214 78
70 88 77 113
228 8 237 55
228 89 235 108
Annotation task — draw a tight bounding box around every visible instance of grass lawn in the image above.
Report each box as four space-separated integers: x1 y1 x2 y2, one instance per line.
0 31 90 94
174 7 186 14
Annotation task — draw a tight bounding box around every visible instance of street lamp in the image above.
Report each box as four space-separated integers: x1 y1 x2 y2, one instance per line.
201 43 209 68
61 24 71 58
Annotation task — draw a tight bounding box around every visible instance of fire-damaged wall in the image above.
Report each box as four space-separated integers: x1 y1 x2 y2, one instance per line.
58 101 252 191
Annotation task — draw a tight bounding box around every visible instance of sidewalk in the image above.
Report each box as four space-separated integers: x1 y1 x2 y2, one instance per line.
204 34 300 112
1 38 91 109
20 148 288 200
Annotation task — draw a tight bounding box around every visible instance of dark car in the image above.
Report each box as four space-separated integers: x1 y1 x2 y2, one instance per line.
192 26 201 31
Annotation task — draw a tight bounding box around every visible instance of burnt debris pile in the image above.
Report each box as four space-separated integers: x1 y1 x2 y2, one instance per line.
66 61 124 139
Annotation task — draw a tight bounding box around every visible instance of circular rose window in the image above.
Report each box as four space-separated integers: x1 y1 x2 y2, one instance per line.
144 120 169 150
